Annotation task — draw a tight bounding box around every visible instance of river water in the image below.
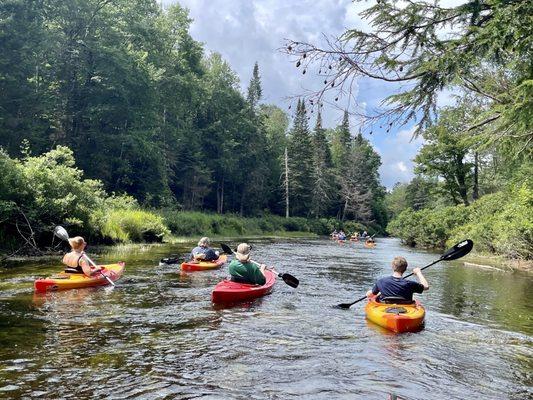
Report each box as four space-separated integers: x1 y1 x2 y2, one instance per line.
0 238 531 399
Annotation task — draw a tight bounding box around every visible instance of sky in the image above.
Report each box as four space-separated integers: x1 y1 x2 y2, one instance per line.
162 0 460 189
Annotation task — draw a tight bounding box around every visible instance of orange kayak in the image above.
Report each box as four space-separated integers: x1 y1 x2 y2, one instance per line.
34 262 125 292
364 241 376 248
365 294 425 333
181 254 227 271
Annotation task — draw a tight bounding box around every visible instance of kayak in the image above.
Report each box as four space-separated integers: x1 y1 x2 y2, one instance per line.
364 242 376 248
212 269 276 304
34 262 125 292
181 254 227 271
365 294 425 333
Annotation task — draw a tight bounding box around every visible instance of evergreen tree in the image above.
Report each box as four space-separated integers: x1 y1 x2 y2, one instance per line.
310 112 334 217
246 62 262 109
331 110 351 168
287 99 314 216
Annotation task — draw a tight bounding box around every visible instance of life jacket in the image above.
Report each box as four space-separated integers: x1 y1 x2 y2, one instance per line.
62 251 85 274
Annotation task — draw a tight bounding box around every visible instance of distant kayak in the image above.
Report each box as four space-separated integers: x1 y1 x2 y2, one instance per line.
364 242 376 248
365 294 425 333
212 269 276 304
34 262 125 292
181 254 227 271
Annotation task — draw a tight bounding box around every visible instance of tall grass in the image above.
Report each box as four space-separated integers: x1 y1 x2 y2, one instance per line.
100 209 170 243
160 210 377 238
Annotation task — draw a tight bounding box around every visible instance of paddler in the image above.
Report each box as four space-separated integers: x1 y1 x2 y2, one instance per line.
228 243 266 285
365 256 429 302
62 236 102 276
190 237 220 262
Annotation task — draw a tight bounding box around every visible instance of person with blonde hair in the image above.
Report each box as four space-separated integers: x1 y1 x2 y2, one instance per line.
366 256 429 303
228 243 266 285
62 236 102 276
190 237 219 262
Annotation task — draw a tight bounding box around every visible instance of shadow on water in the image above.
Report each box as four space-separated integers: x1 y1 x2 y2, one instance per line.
0 238 531 399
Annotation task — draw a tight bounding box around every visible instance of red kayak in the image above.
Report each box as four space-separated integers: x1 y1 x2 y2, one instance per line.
211 270 276 304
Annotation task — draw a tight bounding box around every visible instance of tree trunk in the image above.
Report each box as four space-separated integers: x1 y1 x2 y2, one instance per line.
473 152 479 200
284 147 289 218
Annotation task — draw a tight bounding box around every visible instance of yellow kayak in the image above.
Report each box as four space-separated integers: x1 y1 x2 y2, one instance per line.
365 295 425 333
34 262 125 292
181 254 227 271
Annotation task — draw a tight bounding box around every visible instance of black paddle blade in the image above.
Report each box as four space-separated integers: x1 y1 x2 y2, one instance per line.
441 239 473 261
280 273 299 288
336 303 353 309
160 257 180 264
220 243 234 255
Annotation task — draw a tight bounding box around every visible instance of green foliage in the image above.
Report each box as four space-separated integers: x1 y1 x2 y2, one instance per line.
389 183 533 260
100 209 169 243
388 206 467 249
448 184 533 259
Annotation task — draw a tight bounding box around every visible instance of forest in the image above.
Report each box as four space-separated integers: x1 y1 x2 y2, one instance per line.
1 0 531 263
0 0 384 255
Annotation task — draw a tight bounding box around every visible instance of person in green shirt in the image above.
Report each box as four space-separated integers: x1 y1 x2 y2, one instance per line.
228 243 267 285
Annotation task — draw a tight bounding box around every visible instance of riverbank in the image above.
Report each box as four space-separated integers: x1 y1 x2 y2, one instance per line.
462 253 533 273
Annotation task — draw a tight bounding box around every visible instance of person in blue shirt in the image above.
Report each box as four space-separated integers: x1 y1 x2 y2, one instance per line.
190 237 219 262
366 256 429 302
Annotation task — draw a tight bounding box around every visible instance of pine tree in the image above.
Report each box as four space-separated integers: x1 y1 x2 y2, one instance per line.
310 111 334 217
331 110 351 168
287 99 314 216
246 62 262 109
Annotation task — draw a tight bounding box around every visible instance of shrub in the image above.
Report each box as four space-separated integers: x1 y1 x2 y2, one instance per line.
100 209 169 243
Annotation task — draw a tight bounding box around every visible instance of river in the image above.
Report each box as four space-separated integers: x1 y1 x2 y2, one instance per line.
1 238 531 399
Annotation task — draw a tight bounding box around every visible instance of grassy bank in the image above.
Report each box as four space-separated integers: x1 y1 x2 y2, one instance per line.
159 210 378 239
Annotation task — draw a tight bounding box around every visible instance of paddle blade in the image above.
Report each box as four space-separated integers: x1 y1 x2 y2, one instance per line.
53 226 69 241
280 273 299 288
160 257 180 264
336 303 353 309
220 243 234 255
440 239 473 261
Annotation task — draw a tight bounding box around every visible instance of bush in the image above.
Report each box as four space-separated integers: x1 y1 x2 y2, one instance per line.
389 182 532 260
449 184 532 259
100 209 169 243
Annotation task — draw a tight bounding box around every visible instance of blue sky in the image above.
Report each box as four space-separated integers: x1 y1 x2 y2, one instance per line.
162 0 462 189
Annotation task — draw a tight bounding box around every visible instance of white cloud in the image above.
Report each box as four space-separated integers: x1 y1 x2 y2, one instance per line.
377 127 425 189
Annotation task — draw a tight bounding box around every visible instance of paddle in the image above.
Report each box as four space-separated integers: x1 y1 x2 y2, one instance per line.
220 243 299 288
336 239 473 309
53 226 115 287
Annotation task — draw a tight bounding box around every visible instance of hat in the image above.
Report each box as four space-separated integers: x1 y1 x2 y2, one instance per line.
236 243 251 262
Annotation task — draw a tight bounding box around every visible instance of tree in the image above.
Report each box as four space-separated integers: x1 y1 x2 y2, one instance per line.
246 62 262 110
310 112 334 217
415 106 476 205
287 99 314 216
284 0 532 153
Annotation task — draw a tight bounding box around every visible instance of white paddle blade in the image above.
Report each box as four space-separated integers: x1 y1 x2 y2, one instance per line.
54 226 69 241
